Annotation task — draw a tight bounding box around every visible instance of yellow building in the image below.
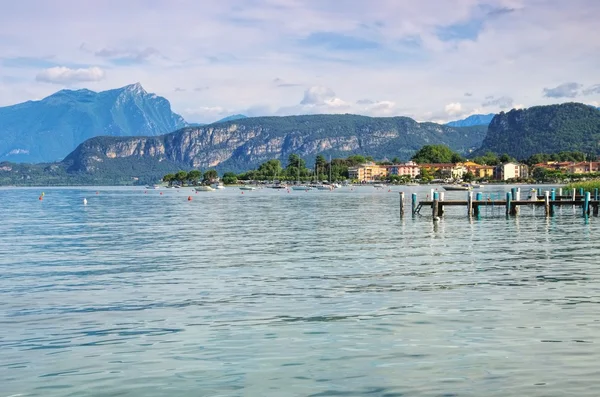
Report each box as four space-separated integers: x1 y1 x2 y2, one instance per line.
348 162 388 181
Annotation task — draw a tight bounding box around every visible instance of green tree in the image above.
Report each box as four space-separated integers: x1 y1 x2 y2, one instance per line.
499 153 516 163
391 157 401 164
174 170 188 186
472 151 500 166
411 145 464 164
287 153 306 169
257 159 283 180
462 171 475 182
163 173 175 186
187 170 202 185
203 169 218 183
222 172 238 185
419 167 433 182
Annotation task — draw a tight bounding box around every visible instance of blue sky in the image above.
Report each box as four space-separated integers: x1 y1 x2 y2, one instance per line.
0 0 599 123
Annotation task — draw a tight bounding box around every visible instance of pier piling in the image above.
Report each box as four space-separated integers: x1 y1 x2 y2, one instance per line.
584 192 591 217
544 191 550 217
399 192 405 217
506 192 512 216
412 193 417 216
432 192 440 219
467 192 473 218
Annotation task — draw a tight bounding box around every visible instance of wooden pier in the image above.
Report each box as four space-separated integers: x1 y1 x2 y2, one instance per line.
399 187 600 220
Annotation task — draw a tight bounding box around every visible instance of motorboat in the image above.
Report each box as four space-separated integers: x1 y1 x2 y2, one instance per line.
195 186 215 192
291 185 313 191
373 183 386 189
211 183 225 189
442 184 473 191
239 185 256 191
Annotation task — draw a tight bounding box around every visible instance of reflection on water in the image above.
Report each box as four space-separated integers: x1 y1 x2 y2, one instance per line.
1 185 599 396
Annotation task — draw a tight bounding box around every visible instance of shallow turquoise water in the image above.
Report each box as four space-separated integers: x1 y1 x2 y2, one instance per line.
1 185 599 396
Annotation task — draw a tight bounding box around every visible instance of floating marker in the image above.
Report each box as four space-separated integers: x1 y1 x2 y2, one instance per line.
188 196 192 201
145 191 147 194
96 191 99 195
39 196 43 201
83 198 88 205
160 192 163 195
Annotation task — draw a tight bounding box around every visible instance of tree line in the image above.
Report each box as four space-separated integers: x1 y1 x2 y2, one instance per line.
161 146 600 185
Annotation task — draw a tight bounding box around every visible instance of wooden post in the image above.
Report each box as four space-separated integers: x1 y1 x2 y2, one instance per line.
537 187 542 197
467 191 473 217
432 192 439 219
506 192 512 216
544 191 550 217
558 187 563 199
514 188 521 215
584 192 591 217
399 192 405 217
439 192 445 216
411 193 417 216
572 188 576 202
511 187 517 201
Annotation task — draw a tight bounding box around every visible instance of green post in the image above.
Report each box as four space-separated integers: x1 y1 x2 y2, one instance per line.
579 188 584 198
412 193 417 216
506 192 511 216
511 187 517 201
595 188 599 201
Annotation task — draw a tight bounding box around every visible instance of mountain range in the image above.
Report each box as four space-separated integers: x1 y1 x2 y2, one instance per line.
62 115 487 176
474 102 600 158
0 83 187 163
446 113 495 127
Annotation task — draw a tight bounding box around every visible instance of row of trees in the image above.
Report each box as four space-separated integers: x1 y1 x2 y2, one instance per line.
161 148 600 185
162 169 218 186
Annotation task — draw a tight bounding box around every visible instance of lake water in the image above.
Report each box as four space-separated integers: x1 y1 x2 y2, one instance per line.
1 185 599 396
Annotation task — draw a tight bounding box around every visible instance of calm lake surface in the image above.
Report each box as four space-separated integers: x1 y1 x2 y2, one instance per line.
1 185 599 396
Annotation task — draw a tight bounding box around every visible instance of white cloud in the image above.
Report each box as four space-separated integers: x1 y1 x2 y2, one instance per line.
0 1 599 120
444 102 463 116
35 66 105 84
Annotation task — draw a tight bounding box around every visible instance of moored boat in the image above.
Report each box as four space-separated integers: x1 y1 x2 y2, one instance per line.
195 186 215 192
239 185 256 191
442 184 473 191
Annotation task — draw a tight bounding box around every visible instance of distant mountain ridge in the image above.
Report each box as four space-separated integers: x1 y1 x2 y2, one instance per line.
446 113 495 127
62 114 487 175
0 83 187 163
474 102 600 158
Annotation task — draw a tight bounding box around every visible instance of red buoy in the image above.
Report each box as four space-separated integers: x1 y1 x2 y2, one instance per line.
187 196 192 201
39 196 43 201
160 192 163 195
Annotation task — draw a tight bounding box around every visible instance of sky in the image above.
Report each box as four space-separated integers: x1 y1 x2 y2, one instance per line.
0 0 599 123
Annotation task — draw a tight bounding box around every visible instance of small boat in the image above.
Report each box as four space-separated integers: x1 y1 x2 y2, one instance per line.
211 183 225 189
470 183 482 189
239 185 256 191
270 184 288 189
195 186 215 192
442 184 473 191
291 185 313 191
373 183 386 189
145 184 161 189
406 182 419 186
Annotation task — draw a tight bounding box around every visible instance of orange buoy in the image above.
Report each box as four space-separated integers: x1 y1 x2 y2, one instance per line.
241 191 244 194
188 196 192 201
39 196 43 201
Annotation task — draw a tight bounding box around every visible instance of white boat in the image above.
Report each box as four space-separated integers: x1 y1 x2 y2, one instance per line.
314 185 333 191
291 185 313 191
442 184 472 191
145 184 160 189
239 185 256 191
470 183 482 188
211 183 225 189
373 183 386 188
195 186 215 192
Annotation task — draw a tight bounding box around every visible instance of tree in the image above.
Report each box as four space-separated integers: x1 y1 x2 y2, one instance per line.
187 170 202 185
411 145 464 164
419 167 434 182
287 153 305 170
222 172 238 185
203 169 218 183
472 151 500 166
163 173 175 186
174 170 188 186
463 171 475 182
257 159 283 180
499 153 516 164
391 157 401 164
